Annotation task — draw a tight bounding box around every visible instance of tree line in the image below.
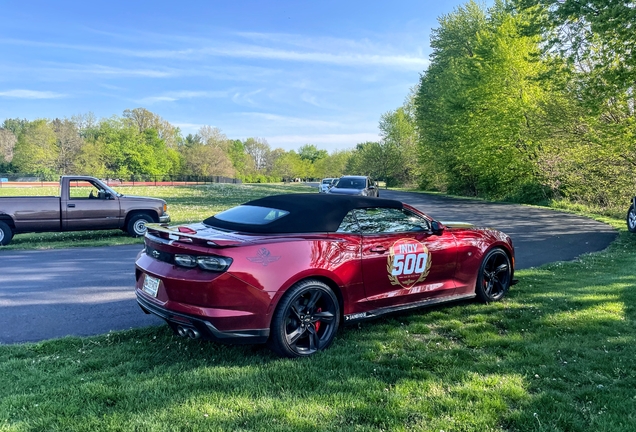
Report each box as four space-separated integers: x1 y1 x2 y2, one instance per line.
0 109 336 183
413 0 636 210
0 106 416 185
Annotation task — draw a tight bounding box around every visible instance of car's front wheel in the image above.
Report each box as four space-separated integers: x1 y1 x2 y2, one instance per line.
627 204 636 233
269 279 340 357
475 248 511 303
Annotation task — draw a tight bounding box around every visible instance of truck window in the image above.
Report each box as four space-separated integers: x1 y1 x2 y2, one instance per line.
68 180 105 200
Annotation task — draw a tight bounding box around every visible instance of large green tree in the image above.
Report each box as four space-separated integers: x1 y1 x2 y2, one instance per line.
11 120 59 175
180 126 234 177
378 90 420 186
123 108 181 148
243 138 270 172
95 118 177 177
415 1 556 200
298 144 328 164
415 1 488 193
51 118 84 175
528 0 636 100
313 149 353 179
0 129 17 168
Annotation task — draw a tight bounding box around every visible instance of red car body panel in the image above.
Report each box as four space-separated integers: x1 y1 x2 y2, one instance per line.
135 196 514 344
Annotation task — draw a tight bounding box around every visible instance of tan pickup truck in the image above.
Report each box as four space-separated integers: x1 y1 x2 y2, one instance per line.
0 175 170 246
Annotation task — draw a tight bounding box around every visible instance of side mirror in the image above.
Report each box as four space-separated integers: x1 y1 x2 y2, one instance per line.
431 220 444 235
105 192 113 200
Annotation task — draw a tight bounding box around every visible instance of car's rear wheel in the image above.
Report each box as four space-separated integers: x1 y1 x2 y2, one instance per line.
475 248 511 303
0 221 13 246
269 279 340 357
127 214 153 237
627 204 636 233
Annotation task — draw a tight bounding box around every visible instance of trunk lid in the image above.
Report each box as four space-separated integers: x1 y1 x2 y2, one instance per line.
145 222 255 247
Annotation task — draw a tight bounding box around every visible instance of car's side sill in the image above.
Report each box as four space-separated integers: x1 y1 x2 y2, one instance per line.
344 293 476 323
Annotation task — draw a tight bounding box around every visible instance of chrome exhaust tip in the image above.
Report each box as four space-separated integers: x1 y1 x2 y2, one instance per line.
187 328 200 339
177 326 188 337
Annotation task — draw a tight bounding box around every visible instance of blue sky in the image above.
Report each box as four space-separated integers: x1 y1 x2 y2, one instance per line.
0 0 472 152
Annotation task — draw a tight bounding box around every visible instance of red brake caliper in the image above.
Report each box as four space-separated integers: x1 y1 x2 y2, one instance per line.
315 307 322 332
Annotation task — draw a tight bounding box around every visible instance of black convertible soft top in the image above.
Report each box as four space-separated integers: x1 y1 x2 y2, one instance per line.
203 193 403 234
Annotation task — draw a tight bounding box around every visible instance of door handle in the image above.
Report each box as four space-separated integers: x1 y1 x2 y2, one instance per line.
369 245 387 254
67 204 75 208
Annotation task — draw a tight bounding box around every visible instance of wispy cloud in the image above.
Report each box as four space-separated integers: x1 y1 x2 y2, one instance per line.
138 96 178 103
0 38 193 60
233 31 430 67
231 89 265 107
0 36 428 70
137 90 231 104
0 89 65 99
66 65 175 78
99 83 126 91
301 93 324 108
173 122 207 130
240 112 343 128
267 132 380 150
197 46 428 69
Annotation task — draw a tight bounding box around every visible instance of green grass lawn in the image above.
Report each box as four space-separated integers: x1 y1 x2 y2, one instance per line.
0 183 313 250
1 185 635 431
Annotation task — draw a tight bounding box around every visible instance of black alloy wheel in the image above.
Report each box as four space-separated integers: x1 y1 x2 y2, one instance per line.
269 279 340 357
475 248 512 303
627 204 636 233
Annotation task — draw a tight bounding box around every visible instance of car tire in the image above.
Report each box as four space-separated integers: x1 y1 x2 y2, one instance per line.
0 221 14 246
126 214 154 237
269 279 340 358
627 204 636 233
475 248 511 303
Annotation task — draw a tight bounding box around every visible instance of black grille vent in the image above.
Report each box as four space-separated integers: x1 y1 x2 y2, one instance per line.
145 246 174 264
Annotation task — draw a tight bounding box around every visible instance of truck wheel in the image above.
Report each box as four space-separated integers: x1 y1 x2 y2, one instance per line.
0 221 14 246
127 214 153 237
627 204 636 233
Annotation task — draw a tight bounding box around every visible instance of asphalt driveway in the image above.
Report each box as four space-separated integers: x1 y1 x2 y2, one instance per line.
0 190 617 344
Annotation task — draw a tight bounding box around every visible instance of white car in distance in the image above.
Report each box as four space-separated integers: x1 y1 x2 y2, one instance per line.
319 178 335 193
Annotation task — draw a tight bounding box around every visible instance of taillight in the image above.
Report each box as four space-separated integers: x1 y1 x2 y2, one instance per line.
173 253 233 272
174 254 197 268
197 256 233 271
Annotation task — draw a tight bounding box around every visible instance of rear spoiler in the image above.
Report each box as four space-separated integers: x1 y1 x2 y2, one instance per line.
144 223 244 247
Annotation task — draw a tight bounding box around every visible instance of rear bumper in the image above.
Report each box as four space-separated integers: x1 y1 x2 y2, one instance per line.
136 293 270 344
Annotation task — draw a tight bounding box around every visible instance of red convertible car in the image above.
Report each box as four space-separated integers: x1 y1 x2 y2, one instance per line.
135 194 516 357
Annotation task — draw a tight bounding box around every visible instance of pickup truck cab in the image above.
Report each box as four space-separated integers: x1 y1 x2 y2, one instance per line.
0 176 170 246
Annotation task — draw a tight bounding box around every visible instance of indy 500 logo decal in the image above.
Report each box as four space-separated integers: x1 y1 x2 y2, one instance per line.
386 238 431 289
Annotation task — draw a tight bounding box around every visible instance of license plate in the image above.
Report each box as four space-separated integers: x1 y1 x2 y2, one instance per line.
142 275 160 297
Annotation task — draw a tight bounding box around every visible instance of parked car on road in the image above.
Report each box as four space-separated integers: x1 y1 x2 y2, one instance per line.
0 175 170 246
319 178 335 193
135 193 516 357
628 197 636 233
327 175 379 197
